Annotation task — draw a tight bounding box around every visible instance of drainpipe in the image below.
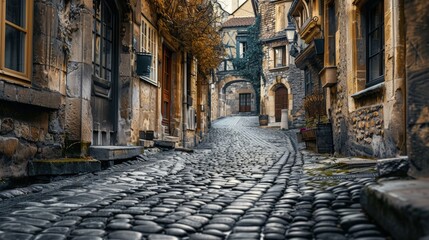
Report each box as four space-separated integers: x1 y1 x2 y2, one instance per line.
182 52 188 148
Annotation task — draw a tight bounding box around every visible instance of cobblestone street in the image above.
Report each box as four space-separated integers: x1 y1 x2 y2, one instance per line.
0 116 387 240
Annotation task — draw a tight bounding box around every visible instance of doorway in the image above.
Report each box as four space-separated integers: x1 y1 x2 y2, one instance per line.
161 47 172 129
239 93 251 112
91 0 119 145
275 85 288 122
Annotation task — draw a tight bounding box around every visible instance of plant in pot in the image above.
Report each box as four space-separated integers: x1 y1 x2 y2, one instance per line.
301 89 333 153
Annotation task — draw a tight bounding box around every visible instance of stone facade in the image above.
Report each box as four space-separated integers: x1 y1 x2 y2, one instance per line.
289 0 407 159
326 0 405 158
260 0 305 127
0 0 210 177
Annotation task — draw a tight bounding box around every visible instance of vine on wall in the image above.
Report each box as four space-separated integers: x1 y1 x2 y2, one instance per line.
233 16 263 113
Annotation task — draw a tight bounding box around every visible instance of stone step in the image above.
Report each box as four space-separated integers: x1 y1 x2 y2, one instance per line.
361 179 429 239
164 135 180 142
139 139 154 148
89 146 144 161
154 140 176 149
28 158 101 176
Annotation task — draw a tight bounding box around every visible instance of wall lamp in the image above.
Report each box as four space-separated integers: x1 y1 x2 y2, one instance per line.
285 21 300 57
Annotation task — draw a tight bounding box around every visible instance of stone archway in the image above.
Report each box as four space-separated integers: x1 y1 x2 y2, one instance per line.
216 75 256 117
266 80 293 125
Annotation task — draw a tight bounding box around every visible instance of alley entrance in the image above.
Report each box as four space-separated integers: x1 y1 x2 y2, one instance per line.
275 85 288 122
91 0 119 146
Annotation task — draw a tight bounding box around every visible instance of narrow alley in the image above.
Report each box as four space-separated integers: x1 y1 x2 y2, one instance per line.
0 116 386 240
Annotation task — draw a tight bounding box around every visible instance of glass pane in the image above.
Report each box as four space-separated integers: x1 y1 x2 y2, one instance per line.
6 0 26 27
369 29 381 55
369 2 382 31
105 40 112 70
5 25 25 72
94 35 101 65
369 54 381 81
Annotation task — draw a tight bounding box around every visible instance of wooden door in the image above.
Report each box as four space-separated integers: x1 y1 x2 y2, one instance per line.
161 48 172 127
239 93 251 112
91 0 118 145
275 86 288 122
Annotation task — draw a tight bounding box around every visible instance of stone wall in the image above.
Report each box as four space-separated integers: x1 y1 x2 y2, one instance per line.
0 0 68 177
405 0 429 177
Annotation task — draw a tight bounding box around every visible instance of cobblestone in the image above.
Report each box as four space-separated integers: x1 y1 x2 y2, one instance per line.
0 116 388 239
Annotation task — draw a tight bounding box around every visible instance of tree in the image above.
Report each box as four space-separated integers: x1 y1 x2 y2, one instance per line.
152 0 224 76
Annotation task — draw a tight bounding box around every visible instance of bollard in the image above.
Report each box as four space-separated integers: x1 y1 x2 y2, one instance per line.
281 109 289 130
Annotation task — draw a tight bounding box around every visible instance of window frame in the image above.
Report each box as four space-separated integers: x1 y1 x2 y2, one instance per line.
0 0 33 84
140 16 158 85
274 46 286 68
365 0 384 87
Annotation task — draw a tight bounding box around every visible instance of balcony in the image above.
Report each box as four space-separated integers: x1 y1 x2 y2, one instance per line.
320 66 337 88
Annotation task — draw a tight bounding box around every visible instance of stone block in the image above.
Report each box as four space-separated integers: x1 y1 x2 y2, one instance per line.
89 146 144 161
0 118 14 134
139 139 154 148
28 158 101 176
0 136 19 157
361 180 429 240
65 98 82 140
377 156 409 177
154 140 176 149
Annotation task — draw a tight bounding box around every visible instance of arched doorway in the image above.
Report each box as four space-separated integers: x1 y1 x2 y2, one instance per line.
91 0 119 145
275 85 288 122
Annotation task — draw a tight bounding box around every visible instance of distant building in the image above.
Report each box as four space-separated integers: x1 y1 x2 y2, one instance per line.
211 0 258 119
259 0 305 127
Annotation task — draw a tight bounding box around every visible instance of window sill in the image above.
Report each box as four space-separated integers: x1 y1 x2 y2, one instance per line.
0 80 62 110
351 82 384 100
269 66 289 71
139 76 158 87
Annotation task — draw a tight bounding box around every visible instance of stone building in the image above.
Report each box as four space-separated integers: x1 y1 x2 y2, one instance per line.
211 0 258 120
288 0 424 162
0 0 211 178
259 0 305 127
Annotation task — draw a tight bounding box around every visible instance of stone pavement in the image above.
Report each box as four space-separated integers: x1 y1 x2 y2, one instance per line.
0 116 388 240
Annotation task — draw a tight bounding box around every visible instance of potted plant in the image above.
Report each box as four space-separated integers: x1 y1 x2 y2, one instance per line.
302 89 333 153
259 114 269 126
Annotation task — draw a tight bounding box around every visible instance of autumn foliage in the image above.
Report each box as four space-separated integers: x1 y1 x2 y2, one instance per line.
152 0 224 75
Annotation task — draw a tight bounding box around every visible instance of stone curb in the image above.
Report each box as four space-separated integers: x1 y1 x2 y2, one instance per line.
361 179 429 239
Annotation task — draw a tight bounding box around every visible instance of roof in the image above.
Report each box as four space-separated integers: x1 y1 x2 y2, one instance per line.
222 17 255 28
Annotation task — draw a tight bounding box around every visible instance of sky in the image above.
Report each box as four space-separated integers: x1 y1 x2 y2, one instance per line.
217 0 247 14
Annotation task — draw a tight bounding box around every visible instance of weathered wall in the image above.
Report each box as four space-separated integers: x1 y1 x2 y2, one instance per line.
0 0 68 177
328 0 406 158
405 0 429 177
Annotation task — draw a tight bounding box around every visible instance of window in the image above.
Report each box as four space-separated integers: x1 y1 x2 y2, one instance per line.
141 17 158 84
274 46 286 68
0 0 33 82
305 68 313 95
239 41 247 58
93 0 114 84
366 0 384 86
327 1 337 65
